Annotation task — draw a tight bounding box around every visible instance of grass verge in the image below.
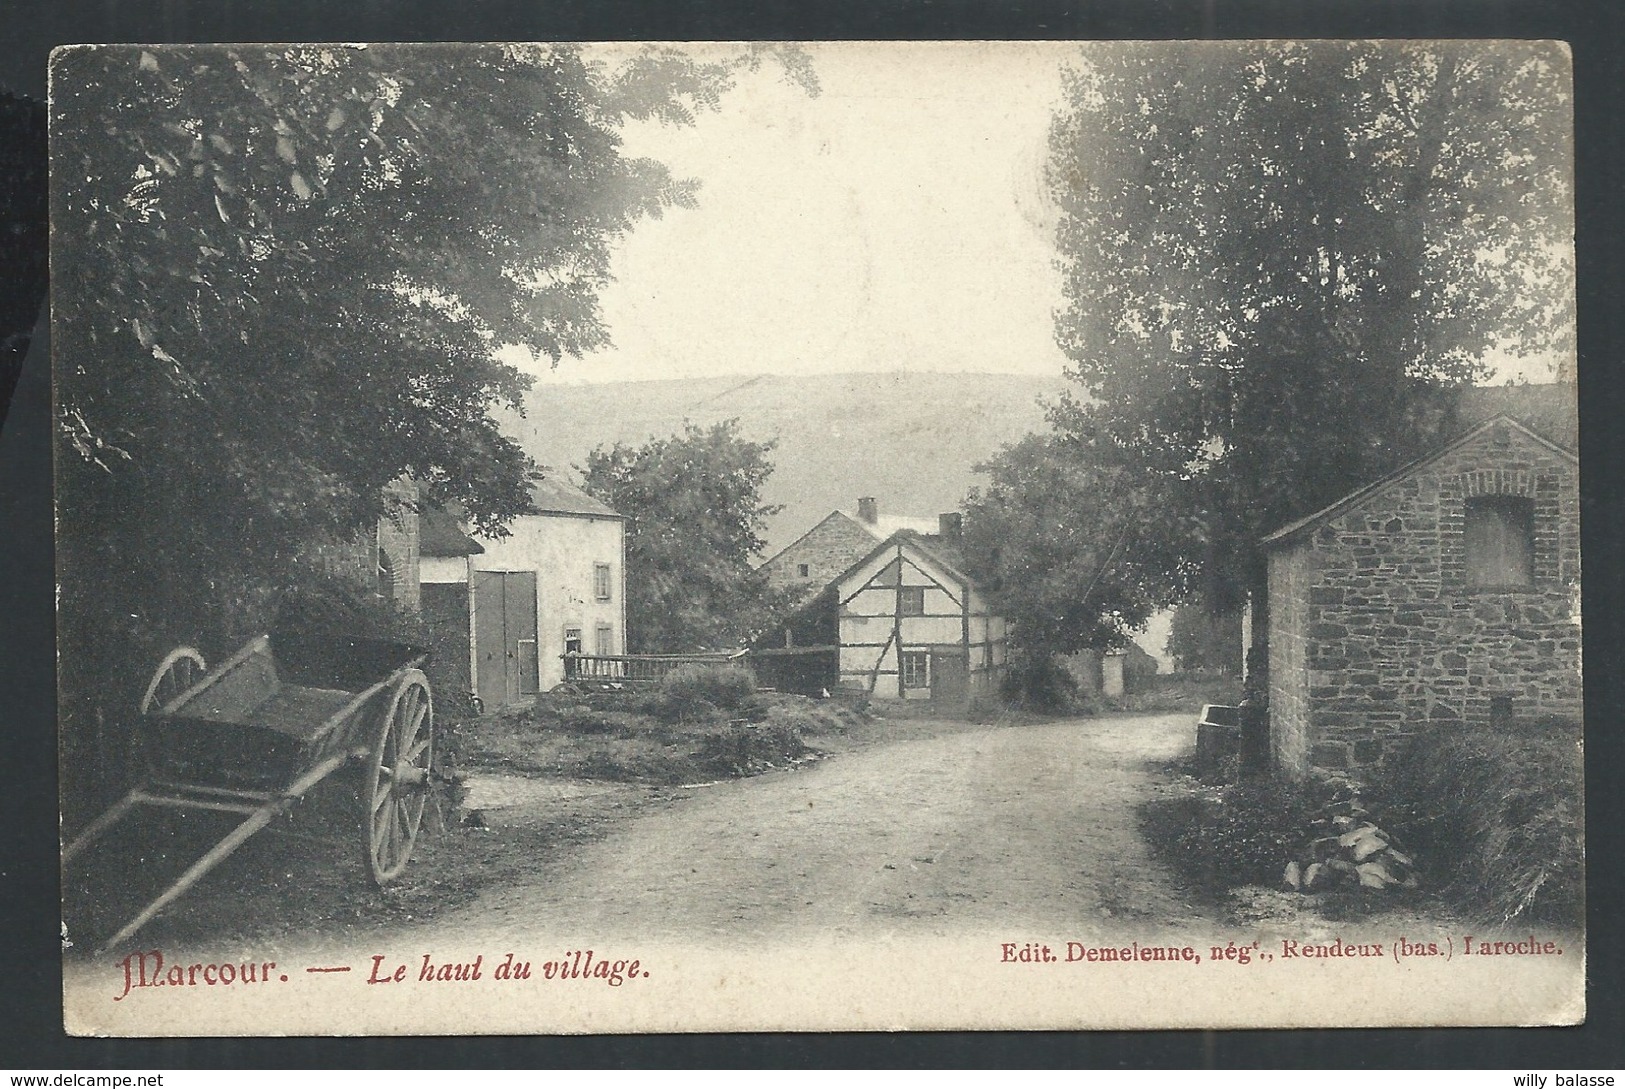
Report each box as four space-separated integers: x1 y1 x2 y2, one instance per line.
1366 719 1583 927
458 665 870 785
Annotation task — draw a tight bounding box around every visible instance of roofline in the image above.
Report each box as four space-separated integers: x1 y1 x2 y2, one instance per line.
759 510 866 569
427 504 622 555
828 529 973 594
528 507 626 522
899 531 972 586
1261 414 1578 549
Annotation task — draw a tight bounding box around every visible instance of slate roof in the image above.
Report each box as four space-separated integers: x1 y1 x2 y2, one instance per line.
759 509 947 574
832 528 974 592
898 530 970 582
528 475 622 520
840 510 942 540
418 476 619 557
418 504 484 557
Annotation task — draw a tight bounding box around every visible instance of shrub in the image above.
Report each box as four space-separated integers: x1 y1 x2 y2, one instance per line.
1194 779 1319 889
693 719 807 777
1367 720 1583 925
644 663 761 722
1139 771 1325 899
767 698 864 736
999 653 1086 713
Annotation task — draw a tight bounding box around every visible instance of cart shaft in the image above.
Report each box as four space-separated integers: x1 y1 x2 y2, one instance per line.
94 749 357 952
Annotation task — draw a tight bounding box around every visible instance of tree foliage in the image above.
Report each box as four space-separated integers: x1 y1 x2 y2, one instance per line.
1046 41 1573 614
961 434 1188 655
580 420 790 654
1165 598 1243 675
51 44 815 774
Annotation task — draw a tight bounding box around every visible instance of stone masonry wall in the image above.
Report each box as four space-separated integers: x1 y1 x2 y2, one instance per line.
1268 541 1314 775
761 513 878 596
1270 422 1581 776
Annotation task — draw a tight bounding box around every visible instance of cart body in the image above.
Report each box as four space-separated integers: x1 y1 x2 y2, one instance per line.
66 628 435 951
143 630 426 790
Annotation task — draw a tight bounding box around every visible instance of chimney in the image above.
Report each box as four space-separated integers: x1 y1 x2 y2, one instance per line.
938 512 963 540
857 497 878 525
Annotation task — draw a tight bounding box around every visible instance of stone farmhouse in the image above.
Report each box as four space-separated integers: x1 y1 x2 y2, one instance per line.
1262 409 1580 777
754 499 1008 705
416 477 626 711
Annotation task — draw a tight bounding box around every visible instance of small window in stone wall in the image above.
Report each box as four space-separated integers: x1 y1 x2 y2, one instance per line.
797 563 810 578
1464 495 1535 587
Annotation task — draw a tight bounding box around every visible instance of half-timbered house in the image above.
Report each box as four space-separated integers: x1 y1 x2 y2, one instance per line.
753 500 1007 705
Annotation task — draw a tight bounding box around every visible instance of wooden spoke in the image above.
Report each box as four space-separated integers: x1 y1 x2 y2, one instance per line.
363 669 433 885
140 647 207 716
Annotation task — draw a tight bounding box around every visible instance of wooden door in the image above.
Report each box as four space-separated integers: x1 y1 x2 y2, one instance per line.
473 571 538 710
930 648 968 706
510 570 539 698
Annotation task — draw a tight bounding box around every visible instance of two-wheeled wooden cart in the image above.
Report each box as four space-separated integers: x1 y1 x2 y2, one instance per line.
64 629 436 951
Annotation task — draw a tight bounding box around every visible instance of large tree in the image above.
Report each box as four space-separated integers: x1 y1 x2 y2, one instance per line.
51 44 816 787
961 433 1190 656
580 420 790 654
1166 597 1244 676
1046 41 1573 635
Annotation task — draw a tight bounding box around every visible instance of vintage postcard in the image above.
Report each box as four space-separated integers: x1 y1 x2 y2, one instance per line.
53 40 1582 1034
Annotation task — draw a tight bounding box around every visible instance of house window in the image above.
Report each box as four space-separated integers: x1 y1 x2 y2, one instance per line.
1464 496 1535 587
901 650 930 689
563 627 582 656
596 623 614 657
594 562 613 602
796 563 810 578
899 587 926 616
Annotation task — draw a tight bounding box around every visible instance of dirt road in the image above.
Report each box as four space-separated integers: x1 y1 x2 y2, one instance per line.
436 712 1213 945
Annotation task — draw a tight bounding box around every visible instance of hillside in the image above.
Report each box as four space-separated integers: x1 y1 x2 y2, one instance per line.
502 371 1065 554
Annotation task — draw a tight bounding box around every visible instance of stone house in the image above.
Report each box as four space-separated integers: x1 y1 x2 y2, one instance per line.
418 476 626 711
753 499 1008 704
1262 413 1581 777
760 497 940 595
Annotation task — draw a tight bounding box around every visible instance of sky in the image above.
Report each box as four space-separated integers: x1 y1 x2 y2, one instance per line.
506 42 1074 387
502 41 1570 390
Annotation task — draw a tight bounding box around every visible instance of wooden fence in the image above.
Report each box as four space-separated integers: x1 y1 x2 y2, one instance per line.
561 650 749 686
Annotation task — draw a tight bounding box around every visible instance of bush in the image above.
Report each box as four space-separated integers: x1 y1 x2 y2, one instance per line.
999 653 1086 713
1142 777 1322 894
643 663 761 722
694 719 808 777
766 698 866 737
1367 720 1583 925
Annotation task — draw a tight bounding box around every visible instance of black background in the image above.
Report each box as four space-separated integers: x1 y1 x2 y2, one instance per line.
2 0 1622 1068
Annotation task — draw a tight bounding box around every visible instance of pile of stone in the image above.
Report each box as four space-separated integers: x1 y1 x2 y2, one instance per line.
1282 778 1419 894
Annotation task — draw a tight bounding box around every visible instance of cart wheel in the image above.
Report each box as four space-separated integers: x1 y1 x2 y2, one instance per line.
364 669 434 886
140 646 207 715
